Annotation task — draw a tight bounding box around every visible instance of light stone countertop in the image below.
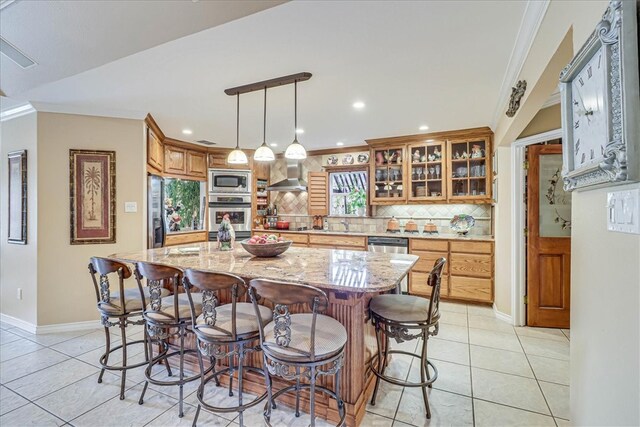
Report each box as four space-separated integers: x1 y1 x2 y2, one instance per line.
253 228 494 242
110 242 418 293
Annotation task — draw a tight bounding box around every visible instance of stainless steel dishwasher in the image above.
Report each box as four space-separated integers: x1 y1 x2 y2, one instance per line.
368 236 409 293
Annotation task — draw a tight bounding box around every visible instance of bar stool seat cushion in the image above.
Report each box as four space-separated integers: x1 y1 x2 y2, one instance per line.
146 293 203 322
100 287 170 315
195 303 272 338
370 294 436 323
263 313 347 359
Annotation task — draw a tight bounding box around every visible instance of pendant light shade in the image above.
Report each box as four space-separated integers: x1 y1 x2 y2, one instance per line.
254 87 275 162
227 93 248 165
285 80 307 160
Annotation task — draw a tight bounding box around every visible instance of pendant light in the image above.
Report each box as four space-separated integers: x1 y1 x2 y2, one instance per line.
254 87 275 162
227 93 248 165
284 80 307 160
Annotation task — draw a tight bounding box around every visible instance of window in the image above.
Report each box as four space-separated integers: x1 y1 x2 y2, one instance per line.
329 171 368 216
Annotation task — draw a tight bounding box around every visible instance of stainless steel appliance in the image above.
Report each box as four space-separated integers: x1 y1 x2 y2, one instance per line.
209 169 252 194
209 194 252 241
148 174 165 248
368 236 409 293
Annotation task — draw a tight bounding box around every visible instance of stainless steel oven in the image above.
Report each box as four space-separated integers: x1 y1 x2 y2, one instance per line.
209 169 252 195
209 194 252 240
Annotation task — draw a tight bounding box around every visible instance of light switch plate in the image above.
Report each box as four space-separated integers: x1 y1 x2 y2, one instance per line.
124 202 138 213
607 189 639 234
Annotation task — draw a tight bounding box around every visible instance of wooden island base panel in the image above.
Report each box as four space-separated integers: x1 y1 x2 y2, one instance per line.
111 243 418 426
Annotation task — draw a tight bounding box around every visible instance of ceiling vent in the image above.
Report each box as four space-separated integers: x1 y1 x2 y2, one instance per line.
0 37 37 69
196 140 217 146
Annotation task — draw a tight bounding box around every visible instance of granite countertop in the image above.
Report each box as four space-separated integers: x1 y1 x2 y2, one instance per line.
110 242 418 293
252 228 494 242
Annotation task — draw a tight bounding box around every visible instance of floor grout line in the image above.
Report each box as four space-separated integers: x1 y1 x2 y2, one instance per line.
467 305 476 427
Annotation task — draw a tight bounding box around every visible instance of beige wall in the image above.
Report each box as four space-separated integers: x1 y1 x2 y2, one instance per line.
570 183 640 426
492 145 513 316
35 113 146 325
518 104 561 139
0 112 39 324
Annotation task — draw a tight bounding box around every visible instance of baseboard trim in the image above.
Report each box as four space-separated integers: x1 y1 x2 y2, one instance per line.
0 313 37 334
493 304 514 325
1 313 100 335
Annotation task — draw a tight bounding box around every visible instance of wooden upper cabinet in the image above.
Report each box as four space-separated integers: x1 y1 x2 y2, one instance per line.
308 172 329 216
186 150 207 178
447 136 492 203
147 128 164 172
370 145 408 204
407 140 447 202
208 149 253 170
164 145 187 175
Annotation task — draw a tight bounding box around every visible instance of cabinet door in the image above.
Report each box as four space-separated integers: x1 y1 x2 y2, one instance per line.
308 172 329 216
147 129 164 171
447 137 492 202
370 146 407 204
164 145 186 175
449 276 492 302
407 141 447 202
208 152 227 169
412 250 449 273
449 253 492 278
410 272 449 298
187 150 207 178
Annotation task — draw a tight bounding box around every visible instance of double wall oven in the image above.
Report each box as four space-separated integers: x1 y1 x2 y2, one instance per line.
208 169 252 241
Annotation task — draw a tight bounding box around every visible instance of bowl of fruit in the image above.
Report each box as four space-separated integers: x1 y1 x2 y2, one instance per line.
241 234 293 257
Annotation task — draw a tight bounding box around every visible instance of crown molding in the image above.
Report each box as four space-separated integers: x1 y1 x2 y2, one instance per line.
491 0 551 129
0 103 36 122
29 101 147 121
541 87 561 109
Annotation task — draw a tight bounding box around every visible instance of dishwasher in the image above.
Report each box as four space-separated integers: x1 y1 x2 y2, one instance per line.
368 236 409 293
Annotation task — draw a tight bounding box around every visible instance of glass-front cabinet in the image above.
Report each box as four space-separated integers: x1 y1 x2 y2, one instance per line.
408 140 447 202
447 138 491 202
370 145 407 203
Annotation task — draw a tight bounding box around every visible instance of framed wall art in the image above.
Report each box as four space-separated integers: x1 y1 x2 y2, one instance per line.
8 150 27 244
69 149 116 244
559 0 639 191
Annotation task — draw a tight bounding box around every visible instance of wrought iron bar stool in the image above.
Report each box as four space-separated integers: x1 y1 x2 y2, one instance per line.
183 269 272 427
135 262 209 418
248 279 347 427
88 257 170 400
369 258 446 419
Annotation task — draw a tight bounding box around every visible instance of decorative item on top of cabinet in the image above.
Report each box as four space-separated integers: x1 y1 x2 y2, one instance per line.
448 136 492 202
370 145 407 204
408 140 447 202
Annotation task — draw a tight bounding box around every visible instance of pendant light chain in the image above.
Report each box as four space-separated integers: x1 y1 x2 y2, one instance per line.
263 87 267 143
294 80 297 133
236 93 240 149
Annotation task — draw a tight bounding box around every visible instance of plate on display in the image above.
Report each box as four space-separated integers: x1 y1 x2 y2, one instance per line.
327 155 338 165
357 153 370 163
450 214 475 235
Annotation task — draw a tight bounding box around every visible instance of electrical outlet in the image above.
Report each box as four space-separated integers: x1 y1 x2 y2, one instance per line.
17 288 22 300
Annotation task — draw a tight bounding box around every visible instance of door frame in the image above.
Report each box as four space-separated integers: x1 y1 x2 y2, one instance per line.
510 128 563 326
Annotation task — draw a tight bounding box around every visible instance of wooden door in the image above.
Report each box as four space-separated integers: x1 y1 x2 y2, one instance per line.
527 144 571 328
308 172 329 216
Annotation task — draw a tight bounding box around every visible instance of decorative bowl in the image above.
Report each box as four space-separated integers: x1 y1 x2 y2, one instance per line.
450 214 475 235
241 239 292 257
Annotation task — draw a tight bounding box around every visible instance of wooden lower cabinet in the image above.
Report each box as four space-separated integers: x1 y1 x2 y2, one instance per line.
449 253 492 278
449 276 492 302
308 234 366 250
410 271 449 298
276 232 309 247
165 231 207 246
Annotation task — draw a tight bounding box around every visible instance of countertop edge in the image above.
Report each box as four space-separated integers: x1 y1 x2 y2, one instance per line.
251 228 494 242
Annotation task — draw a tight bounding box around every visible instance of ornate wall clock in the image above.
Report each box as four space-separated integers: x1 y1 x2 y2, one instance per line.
560 0 639 191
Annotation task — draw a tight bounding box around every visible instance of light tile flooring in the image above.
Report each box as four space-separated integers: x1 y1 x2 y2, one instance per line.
0 302 571 426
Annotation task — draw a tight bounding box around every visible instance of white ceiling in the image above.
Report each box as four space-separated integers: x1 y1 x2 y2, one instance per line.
2 1 529 151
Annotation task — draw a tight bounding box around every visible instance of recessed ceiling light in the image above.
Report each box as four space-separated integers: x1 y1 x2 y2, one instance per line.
295 128 304 134
182 129 193 135
352 101 365 110
270 143 278 147
336 142 344 146
419 125 429 131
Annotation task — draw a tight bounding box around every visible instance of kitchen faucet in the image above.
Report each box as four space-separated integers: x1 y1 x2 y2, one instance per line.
341 219 350 232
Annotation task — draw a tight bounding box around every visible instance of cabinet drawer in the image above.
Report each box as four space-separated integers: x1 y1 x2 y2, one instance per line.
449 253 492 278
309 234 365 248
282 233 308 244
410 239 448 252
165 232 207 247
450 241 493 254
309 244 364 251
412 250 448 273
410 272 448 298
449 276 492 302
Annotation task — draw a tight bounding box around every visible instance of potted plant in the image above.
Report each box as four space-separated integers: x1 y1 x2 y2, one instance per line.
349 188 367 216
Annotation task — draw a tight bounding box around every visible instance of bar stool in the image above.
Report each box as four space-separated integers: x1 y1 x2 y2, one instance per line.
88 257 169 400
182 269 272 427
369 258 446 419
135 262 209 418
248 279 347 427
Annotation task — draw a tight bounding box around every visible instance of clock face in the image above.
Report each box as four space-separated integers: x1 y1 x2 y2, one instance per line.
571 45 608 167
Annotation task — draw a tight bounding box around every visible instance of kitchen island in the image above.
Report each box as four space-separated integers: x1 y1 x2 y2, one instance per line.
111 242 419 426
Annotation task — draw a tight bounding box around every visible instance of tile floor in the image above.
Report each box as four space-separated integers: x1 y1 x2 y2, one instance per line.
0 302 571 426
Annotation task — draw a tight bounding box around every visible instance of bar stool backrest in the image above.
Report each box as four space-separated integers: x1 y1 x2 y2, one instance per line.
248 279 329 362
134 261 183 323
183 269 246 340
88 257 132 316
426 258 447 326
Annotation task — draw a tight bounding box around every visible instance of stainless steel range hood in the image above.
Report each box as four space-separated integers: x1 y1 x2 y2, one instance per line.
266 159 307 192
